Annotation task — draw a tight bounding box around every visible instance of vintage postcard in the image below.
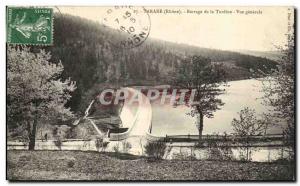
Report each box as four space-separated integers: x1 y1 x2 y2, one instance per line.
6 6 295 181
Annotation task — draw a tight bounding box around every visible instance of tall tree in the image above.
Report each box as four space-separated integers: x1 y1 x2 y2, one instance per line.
7 46 76 150
260 37 295 158
176 55 227 141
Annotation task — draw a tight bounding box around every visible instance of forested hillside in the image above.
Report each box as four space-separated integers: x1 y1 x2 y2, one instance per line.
238 50 283 61
34 14 278 113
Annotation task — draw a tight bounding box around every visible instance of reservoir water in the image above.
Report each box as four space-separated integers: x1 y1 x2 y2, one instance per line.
151 79 282 136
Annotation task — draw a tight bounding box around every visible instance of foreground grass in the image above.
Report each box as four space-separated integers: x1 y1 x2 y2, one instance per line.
7 150 294 181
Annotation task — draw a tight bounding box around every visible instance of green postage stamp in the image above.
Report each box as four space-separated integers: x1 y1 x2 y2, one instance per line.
6 7 53 45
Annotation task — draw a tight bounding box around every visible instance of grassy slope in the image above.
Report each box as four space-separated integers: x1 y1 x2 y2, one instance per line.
7 150 294 181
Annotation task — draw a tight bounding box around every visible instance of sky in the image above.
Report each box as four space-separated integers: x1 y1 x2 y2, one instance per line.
55 6 293 52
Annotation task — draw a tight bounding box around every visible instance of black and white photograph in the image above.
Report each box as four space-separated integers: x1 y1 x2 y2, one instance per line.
5 5 296 181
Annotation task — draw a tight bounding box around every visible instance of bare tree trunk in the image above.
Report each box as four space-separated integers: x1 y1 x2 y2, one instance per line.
28 118 37 150
246 147 249 161
198 112 204 142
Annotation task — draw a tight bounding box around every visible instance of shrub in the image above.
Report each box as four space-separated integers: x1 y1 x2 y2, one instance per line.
65 126 76 139
113 144 120 153
220 146 233 161
95 136 109 152
238 147 252 162
53 137 62 150
208 147 223 160
144 140 167 160
52 127 63 150
121 141 132 153
207 140 233 161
